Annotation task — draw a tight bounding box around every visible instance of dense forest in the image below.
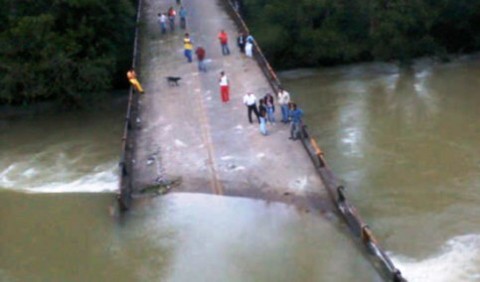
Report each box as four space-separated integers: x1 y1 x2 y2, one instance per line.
0 0 136 107
2 1 480 107
241 0 480 68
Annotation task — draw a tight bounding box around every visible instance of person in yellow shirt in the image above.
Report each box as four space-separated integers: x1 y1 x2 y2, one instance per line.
183 33 193 63
126 68 144 94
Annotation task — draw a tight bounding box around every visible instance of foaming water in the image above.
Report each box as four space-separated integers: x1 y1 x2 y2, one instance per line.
0 155 118 193
281 58 480 282
24 162 118 193
392 234 480 282
0 100 125 193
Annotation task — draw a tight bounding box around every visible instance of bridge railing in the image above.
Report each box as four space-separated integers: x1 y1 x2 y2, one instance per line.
223 1 406 281
221 1 281 93
300 134 406 282
118 0 143 211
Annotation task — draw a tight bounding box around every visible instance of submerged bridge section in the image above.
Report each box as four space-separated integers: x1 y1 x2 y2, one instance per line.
118 0 406 281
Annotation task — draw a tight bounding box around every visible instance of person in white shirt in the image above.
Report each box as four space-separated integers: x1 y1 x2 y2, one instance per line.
158 13 167 34
219 71 229 102
243 92 260 124
277 87 291 123
245 34 254 58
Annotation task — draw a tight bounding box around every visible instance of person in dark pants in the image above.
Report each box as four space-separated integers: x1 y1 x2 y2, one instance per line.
179 6 187 29
258 98 267 117
168 7 176 31
237 32 245 53
243 92 260 123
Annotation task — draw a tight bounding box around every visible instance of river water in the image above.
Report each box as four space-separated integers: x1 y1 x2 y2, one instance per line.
0 97 378 281
1 58 480 281
281 57 480 281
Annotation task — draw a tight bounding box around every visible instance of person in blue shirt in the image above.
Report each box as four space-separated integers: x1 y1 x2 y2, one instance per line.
179 6 187 29
288 102 304 140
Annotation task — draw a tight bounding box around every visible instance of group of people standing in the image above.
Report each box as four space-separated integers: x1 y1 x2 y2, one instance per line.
157 1 304 140
158 5 187 34
236 32 255 58
182 33 208 73
243 88 304 139
217 30 254 58
184 29 254 73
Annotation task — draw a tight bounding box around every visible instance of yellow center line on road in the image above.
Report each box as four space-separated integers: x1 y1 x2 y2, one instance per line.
194 85 224 196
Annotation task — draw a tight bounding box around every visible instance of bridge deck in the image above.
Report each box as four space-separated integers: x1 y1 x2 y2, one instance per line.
132 0 330 211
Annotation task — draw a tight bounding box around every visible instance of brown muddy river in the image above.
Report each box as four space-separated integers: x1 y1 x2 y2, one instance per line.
281 57 480 281
2 57 480 281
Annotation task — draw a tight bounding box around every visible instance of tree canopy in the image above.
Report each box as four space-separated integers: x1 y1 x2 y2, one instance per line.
242 0 480 68
0 0 136 107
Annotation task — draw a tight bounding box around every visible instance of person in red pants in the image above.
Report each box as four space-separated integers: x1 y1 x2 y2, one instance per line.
219 71 229 102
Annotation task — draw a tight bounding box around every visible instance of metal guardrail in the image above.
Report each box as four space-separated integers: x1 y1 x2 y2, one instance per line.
118 0 143 211
223 1 406 281
301 135 406 282
221 1 281 95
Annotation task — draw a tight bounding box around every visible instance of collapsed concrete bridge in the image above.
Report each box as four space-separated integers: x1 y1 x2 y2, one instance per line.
118 0 406 281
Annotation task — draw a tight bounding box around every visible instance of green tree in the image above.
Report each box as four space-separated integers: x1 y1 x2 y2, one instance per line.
0 0 136 107
242 0 480 68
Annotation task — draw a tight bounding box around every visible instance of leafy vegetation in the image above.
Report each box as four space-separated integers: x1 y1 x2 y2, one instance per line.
241 0 480 68
0 0 136 107
3 0 480 106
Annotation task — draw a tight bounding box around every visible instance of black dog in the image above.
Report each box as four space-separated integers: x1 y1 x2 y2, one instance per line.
166 76 181 86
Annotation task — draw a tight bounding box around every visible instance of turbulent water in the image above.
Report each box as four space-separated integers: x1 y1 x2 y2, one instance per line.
2 57 480 281
0 109 121 193
0 97 378 282
281 56 480 281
